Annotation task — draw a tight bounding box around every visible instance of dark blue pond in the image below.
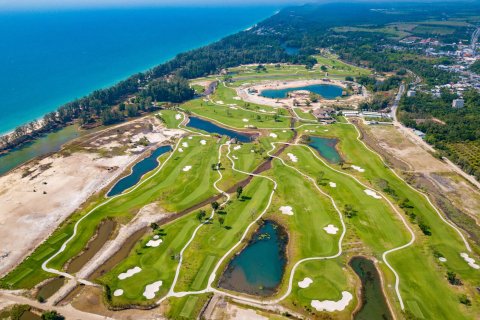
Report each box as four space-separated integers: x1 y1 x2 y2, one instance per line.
107 145 171 197
309 136 342 163
219 221 287 296
350 257 393 320
260 84 343 99
187 117 253 143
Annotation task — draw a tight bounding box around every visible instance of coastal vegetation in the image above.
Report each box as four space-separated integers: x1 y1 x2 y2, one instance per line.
1 2 479 319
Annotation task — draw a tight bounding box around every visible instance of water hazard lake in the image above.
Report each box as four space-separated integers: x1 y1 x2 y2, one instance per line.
260 84 343 99
186 117 254 143
350 256 393 320
107 145 171 197
219 221 287 296
308 136 342 163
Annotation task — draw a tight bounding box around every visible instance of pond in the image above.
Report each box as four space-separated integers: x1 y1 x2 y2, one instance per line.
36 277 65 300
66 219 116 273
260 84 343 100
0 124 92 176
218 220 288 296
107 145 172 197
186 116 254 143
308 136 342 163
350 256 393 320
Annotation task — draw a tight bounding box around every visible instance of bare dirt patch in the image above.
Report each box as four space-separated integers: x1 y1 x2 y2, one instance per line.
360 122 480 230
0 116 183 276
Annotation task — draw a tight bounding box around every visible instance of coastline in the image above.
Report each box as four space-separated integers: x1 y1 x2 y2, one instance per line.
0 6 279 136
0 6 279 172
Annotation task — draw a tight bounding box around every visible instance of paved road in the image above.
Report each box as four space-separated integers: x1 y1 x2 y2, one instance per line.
390 83 405 121
471 27 480 53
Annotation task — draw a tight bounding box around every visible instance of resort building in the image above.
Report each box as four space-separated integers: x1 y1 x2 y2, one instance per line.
312 107 336 123
342 110 359 117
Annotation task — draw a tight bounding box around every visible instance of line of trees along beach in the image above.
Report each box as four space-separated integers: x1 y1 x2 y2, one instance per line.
3 2 479 153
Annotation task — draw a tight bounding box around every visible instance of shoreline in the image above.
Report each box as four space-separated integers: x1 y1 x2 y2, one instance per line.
0 7 278 138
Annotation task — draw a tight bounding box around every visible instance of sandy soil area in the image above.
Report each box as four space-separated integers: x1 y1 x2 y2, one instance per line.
0 117 183 276
364 124 480 223
237 79 368 109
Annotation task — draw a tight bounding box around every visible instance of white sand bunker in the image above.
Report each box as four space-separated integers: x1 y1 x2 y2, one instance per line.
178 148 184 153
188 136 193 140
143 281 163 299
460 253 480 269
233 96 241 100
364 189 381 199
216 100 224 105
279 206 294 216
118 266 141 280
329 182 337 188
269 133 278 138
298 277 313 288
175 114 182 120
146 238 163 247
200 139 206 145
282 130 287 133
233 155 239 160
351 165 365 173
439 257 447 262
243 118 249 122
323 224 339 235
287 153 298 163
311 291 353 312
113 289 124 297
183 166 192 172
234 145 241 150
153 235 160 239
259 109 267 113
229 106 238 110
182 142 189 148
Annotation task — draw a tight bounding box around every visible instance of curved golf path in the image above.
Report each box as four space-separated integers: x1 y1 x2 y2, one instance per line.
38 110 472 316
40 113 208 281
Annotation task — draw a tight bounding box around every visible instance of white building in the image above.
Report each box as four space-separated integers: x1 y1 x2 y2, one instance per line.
342 110 359 117
452 99 465 108
407 90 416 97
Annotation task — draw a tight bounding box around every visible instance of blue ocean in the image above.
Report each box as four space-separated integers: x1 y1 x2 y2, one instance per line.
0 6 278 134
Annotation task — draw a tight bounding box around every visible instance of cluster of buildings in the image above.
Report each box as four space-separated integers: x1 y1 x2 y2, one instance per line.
402 32 480 94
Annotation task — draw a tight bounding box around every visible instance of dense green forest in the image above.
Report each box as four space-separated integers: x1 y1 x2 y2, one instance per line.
470 60 480 74
2 1 479 152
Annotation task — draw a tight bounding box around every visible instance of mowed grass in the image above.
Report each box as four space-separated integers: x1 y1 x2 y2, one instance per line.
174 176 274 292
293 122 480 319
166 293 212 320
313 54 372 77
156 109 184 128
285 258 357 319
98 211 201 306
265 161 341 259
182 97 291 130
280 144 409 254
0 136 223 289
